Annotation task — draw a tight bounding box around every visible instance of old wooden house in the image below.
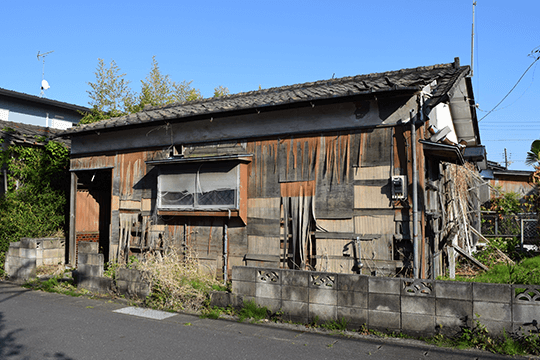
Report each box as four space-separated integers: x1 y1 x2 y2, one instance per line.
62 58 483 279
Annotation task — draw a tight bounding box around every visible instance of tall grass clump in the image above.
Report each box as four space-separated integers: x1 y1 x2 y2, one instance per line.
130 248 223 312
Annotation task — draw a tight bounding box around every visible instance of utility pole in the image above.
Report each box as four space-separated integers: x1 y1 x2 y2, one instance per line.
471 1 477 77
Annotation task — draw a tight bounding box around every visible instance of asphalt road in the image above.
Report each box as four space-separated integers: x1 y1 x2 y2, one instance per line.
0 282 522 360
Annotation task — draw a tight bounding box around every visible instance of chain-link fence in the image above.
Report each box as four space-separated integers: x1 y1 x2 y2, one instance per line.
481 212 539 247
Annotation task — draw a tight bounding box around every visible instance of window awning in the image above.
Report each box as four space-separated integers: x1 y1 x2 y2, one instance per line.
420 140 464 165
146 154 252 166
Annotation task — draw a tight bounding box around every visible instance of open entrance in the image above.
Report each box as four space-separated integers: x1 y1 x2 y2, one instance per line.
74 169 112 264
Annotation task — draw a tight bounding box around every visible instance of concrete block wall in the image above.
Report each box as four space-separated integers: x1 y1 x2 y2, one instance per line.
116 268 151 299
76 241 112 294
232 266 540 337
4 238 65 281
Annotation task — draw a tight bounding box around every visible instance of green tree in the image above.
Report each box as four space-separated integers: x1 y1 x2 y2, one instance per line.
83 56 206 123
86 58 132 115
129 56 202 112
525 140 540 166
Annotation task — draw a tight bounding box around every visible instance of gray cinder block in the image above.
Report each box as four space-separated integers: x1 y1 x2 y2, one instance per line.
282 269 309 287
368 309 400 331
435 281 472 301
78 241 98 254
369 293 400 312
337 306 367 329
337 274 368 292
309 272 337 289
309 303 337 322
473 283 512 303
232 280 256 297
310 287 337 306
338 290 368 308
282 285 309 303
369 276 400 295
255 282 281 299
401 296 435 315
401 313 436 336
282 300 309 323
232 266 258 282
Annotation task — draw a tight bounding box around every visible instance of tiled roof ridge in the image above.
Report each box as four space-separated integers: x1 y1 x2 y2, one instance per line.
64 60 468 134
145 62 457 112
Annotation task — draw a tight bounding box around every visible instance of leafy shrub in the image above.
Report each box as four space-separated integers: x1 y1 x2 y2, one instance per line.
0 140 69 275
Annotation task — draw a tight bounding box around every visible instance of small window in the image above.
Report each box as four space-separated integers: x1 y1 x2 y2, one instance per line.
158 161 239 211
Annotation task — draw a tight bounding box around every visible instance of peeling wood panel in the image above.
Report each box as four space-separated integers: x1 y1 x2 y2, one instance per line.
246 140 279 198
393 125 408 175
119 200 141 211
354 215 394 234
247 218 281 237
248 235 281 256
315 134 353 219
315 218 354 233
314 238 353 273
226 221 248 257
354 166 390 180
360 235 393 261
361 127 392 167
247 197 280 219
75 190 99 232
70 154 115 170
278 138 319 183
354 185 392 209
116 152 146 201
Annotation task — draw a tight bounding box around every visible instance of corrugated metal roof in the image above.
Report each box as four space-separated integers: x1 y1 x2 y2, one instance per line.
63 61 470 135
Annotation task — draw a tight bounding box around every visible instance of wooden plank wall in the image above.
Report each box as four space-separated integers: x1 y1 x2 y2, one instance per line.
71 123 430 277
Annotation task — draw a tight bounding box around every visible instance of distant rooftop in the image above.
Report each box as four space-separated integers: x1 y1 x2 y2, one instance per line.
0 87 90 113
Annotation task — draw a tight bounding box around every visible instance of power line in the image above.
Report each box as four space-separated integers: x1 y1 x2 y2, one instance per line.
479 47 540 122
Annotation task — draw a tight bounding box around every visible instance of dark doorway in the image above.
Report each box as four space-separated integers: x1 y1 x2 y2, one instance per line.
75 170 112 263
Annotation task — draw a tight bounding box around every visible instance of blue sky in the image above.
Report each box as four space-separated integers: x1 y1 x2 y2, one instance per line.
2 1 539 170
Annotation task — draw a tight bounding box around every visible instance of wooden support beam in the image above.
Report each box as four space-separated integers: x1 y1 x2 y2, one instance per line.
453 244 489 271
468 225 515 265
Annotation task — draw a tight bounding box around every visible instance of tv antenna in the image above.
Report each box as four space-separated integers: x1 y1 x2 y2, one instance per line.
37 50 54 97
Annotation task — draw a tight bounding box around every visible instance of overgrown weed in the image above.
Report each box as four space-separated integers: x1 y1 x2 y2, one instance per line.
120 248 223 312
23 275 89 297
426 316 540 356
238 300 269 322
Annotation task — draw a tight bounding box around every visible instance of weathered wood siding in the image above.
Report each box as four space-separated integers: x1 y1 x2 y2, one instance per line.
70 96 431 277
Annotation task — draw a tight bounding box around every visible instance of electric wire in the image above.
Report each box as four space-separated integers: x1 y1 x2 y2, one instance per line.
479 50 540 122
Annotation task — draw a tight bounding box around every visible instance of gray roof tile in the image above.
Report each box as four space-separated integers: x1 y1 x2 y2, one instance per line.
63 61 469 135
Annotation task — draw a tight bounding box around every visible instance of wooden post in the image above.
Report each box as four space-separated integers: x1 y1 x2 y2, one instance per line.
69 171 77 266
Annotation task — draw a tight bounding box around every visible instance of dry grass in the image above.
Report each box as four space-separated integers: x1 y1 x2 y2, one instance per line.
131 248 223 312
36 264 66 277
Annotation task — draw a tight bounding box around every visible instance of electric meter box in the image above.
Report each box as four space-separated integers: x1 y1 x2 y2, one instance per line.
391 175 407 200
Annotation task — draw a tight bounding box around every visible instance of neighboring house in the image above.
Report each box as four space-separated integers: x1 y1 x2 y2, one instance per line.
0 119 69 195
61 58 483 280
480 160 535 201
0 87 90 130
